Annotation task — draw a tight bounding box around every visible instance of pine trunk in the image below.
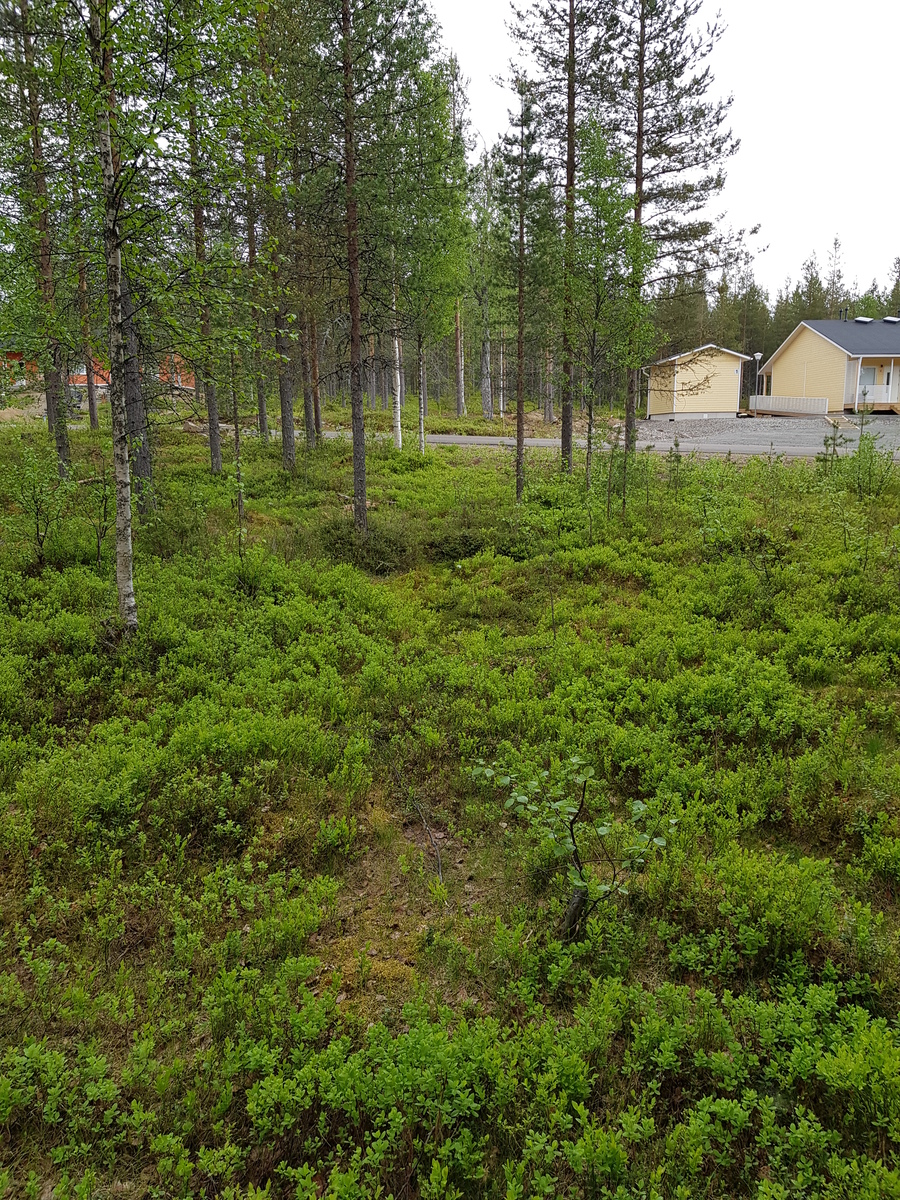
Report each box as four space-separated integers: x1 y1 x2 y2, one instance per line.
230 351 244 549
310 313 322 440
342 0 367 533
189 106 222 474
516 140 526 502
625 2 647 456
586 398 594 491
68 123 99 431
560 0 576 473
417 335 425 455
244 155 268 441
122 276 153 509
300 314 316 450
20 0 69 474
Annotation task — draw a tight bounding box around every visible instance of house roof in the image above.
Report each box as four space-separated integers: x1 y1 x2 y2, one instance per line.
762 319 900 371
649 344 751 367
804 318 900 355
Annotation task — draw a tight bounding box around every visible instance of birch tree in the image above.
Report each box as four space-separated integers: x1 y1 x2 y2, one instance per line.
86 0 137 630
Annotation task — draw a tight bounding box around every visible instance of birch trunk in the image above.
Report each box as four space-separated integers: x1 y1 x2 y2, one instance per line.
390 273 403 449
391 329 403 449
498 333 504 418
89 0 137 631
274 299 296 471
479 331 493 419
454 298 465 416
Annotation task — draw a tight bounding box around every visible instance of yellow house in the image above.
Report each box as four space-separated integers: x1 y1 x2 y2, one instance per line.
756 317 900 415
646 345 750 419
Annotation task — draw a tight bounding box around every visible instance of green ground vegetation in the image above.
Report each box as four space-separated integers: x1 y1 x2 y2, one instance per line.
2 419 900 1198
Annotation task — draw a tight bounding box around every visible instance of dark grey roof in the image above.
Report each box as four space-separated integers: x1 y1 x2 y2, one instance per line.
804 319 900 356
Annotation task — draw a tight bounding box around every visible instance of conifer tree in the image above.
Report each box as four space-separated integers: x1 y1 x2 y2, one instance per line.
598 0 737 447
512 0 606 472
498 76 546 500
6 0 71 474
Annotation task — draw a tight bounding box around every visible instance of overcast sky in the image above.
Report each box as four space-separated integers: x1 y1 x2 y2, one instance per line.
429 0 900 301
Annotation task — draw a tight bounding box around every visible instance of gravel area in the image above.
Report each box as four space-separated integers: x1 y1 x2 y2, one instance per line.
638 413 900 457
642 416 826 442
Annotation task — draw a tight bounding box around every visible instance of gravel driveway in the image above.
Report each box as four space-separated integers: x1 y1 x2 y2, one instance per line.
637 414 900 459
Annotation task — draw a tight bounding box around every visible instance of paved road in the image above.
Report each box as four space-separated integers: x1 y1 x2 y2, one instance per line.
325 415 900 460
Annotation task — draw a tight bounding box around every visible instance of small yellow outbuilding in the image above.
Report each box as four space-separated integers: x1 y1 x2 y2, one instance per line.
646 344 750 419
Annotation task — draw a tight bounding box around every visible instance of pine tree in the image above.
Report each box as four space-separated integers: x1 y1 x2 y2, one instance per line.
825 236 847 319
598 0 738 448
498 76 547 501
8 0 71 475
512 0 607 472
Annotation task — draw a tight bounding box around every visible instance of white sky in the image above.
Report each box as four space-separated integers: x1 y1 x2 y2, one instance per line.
430 0 900 301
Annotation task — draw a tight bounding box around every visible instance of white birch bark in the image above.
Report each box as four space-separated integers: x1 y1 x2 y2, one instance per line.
498 334 504 418
392 328 402 449
90 0 137 631
454 299 466 416
479 333 493 419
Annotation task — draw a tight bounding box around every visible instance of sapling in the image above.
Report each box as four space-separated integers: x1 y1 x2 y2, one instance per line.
472 755 675 942
3 445 76 567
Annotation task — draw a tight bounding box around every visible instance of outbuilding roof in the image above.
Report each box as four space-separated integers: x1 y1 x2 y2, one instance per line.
649 343 751 367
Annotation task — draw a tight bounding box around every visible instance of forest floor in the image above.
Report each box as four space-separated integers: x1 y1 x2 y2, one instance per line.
2 422 900 1198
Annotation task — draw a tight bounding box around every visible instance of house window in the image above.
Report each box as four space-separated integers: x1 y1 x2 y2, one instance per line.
859 367 876 388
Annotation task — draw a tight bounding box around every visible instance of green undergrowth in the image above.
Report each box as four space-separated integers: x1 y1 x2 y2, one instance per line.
1 422 900 1197
319 394 563 439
